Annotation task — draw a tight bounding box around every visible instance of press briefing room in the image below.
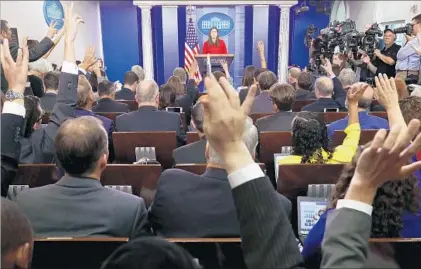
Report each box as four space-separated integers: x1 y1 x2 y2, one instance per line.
1 0 421 269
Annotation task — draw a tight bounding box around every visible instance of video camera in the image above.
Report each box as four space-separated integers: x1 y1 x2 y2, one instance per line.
394 23 413 36
360 23 383 58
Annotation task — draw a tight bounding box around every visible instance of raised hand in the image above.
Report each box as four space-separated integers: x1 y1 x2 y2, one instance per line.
352 119 421 190
361 54 371 64
189 58 198 77
201 76 256 157
81 46 96 71
46 21 58 39
347 83 369 104
0 38 29 94
257 41 264 53
374 74 398 110
320 58 333 76
64 2 84 42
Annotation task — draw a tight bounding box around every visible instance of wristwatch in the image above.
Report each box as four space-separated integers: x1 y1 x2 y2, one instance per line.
5 90 24 101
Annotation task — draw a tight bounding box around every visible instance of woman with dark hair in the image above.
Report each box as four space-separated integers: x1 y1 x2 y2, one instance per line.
159 84 176 110
167 76 185 97
202 27 228 54
302 146 421 267
278 84 367 165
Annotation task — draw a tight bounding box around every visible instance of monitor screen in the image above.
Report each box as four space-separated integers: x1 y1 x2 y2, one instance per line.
299 199 328 236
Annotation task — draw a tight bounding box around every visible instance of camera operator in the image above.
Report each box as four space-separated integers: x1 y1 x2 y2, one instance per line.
360 29 400 79
395 14 421 82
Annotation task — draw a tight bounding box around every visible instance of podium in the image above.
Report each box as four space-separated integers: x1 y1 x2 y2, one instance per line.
194 54 235 75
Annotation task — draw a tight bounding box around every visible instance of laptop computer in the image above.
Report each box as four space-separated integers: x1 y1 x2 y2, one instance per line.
297 196 329 243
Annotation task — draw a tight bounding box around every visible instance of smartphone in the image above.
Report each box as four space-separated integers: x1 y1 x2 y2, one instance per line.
207 55 212 75
324 108 339 112
166 107 183 113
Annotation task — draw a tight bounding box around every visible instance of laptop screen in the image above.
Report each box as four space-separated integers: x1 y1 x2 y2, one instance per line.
298 197 329 236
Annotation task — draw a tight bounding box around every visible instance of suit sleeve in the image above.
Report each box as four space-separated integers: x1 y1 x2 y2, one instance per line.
231 176 304 269
176 114 186 147
10 37 54 62
321 208 372 268
186 79 199 104
332 77 346 108
131 199 152 238
1 113 25 197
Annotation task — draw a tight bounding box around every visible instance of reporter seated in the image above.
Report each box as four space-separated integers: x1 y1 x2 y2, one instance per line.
279 84 364 165
328 83 389 138
250 71 278 113
115 80 185 147
302 77 346 112
255 83 295 132
92 80 130 113
302 147 421 267
287 67 301 90
150 117 291 237
40 71 59 113
1 198 33 269
115 71 139 101
173 101 207 164
295 72 316 101
239 67 265 104
15 116 150 238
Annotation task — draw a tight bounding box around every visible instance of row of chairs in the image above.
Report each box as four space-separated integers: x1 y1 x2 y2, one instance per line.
31 236 421 269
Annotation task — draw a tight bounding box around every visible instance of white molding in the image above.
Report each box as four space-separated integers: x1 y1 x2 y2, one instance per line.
133 1 298 7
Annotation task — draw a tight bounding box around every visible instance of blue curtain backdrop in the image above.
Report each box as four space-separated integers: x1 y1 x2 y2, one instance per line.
100 2 329 84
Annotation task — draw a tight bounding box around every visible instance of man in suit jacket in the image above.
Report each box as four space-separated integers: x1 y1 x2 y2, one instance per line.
0 37 27 196
251 71 278 113
256 83 296 132
1 20 55 93
201 74 421 269
302 77 347 112
115 80 185 147
93 80 130 113
150 117 291 237
40 71 59 113
115 71 139 100
173 101 207 164
295 72 316 101
288 67 301 90
15 116 150 238
173 67 200 125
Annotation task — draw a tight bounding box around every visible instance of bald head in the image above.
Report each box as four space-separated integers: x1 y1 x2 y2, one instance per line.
136 80 159 106
358 83 374 109
55 116 108 176
315 77 334 98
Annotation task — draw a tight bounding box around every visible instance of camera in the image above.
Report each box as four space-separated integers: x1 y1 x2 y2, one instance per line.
394 23 413 35
305 24 317 48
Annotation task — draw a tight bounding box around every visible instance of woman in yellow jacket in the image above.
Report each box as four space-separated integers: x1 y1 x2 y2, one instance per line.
279 83 368 164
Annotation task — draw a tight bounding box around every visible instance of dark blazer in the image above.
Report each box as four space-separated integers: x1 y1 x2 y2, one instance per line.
28 75 44 98
115 106 185 147
115 88 135 101
295 89 316 101
40 92 57 113
231 175 371 269
1 113 24 197
255 111 295 132
331 77 347 108
174 79 199 125
19 71 78 163
92 98 130 113
1 37 54 93
15 176 150 238
251 91 273 113
302 98 347 113
149 168 291 237
172 138 207 164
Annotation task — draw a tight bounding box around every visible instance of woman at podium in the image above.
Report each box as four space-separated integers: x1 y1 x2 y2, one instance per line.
202 27 228 54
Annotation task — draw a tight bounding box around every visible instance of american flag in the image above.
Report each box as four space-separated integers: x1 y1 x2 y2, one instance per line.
185 17 202 84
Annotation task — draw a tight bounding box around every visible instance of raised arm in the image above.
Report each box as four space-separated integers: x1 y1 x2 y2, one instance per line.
43 23 65 59
361 54 378 74
322 120 421 268
321 58 346 106
0 38 28 196
202 80 304 269
257 41 267 69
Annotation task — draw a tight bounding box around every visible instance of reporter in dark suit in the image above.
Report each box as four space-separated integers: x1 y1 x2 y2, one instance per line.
172 101 207 164
0 38 27 197
302 76 347 112
295 72 316 101
150 117 291 237
93 80 130 113
255 83 295 132
1 20 55 93
166 75 198 125
115 80 185 147
250 71 277 113
15 116 150 238
40 71 59 113
19 12 84 163
115 71 138 100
